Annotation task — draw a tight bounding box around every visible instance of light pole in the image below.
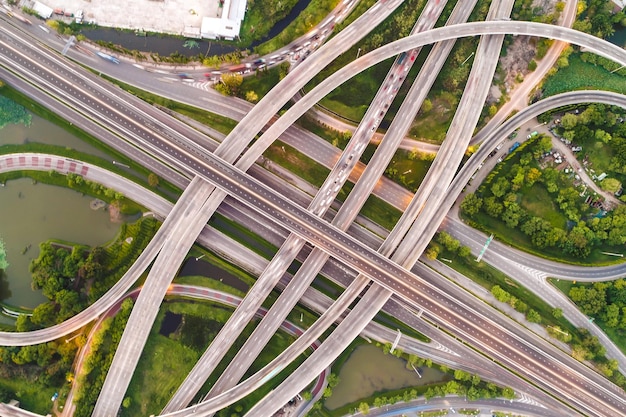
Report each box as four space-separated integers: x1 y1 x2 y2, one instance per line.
461 51 474 66
195 254 206 261
112 160 130 168
356 47 361 59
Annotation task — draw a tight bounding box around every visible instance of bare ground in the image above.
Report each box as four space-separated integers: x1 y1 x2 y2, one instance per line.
492 0 559 101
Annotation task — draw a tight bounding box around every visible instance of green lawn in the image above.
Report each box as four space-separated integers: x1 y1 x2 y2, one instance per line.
263 141 331 187
358 194 402 232
316 59 394 122
240 66 284 100
542 53 626 97
125 333 200 415
407 91 457 144
0 379 56 415
102 76 237 135
440 250 578 337
520 183 568 229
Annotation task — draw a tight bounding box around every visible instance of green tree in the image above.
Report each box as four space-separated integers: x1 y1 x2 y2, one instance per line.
502 387 515 399
569 285 607 315
148 173 159 187
122 397 132 408
491 285 511 303
461 193 483 217
31 302 56 327
600 178 621 193
526 309 542 323
421 98 433 113
245 90 259 103
552 308 563 319
358 402 370 415
561 113 578 130
484 196 504 218
425 246 440 260
491 176 511 198
458 245 472 258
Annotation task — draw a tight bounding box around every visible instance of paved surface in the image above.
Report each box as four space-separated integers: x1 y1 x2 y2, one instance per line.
22 0 213 34
3 12 624 416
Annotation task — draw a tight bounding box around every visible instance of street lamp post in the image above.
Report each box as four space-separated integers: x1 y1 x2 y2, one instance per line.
356 47 361 59
461 51 474 66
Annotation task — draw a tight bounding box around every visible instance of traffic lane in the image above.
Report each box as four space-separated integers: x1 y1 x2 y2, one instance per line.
158 126 625 416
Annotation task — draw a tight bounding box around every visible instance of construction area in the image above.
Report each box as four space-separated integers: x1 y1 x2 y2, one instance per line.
22 0 246 39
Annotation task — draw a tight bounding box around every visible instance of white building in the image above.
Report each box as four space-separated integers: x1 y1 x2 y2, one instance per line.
32 1 53 19
201 0 247 40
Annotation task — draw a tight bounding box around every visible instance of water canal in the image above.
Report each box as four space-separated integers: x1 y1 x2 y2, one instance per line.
80 0 314 56
324 344 450 410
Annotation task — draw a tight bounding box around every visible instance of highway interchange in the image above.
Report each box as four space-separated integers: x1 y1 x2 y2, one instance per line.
2 0 626 416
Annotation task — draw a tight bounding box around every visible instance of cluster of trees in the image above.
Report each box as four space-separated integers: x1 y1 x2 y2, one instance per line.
572 0 626 39
73 298 133 417
552 104 626 179
65 172 124 201
512 0 563 24
0 336 81 392
570 279 626 331
202 51 245 68
579 52 626 77
356 372 512 416
358 0 426 54
490 285 543 325
461 136 626 258
26 243 106 327
0 95 31 129
425 231 472 260
423 369 514 403
215 73 244 96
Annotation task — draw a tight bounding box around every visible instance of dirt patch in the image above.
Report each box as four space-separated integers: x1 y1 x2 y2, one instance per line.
108 201 124 223
498 36 537 95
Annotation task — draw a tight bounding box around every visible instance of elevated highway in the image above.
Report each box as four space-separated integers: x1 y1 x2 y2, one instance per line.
3 16 626 417
163 0 454 410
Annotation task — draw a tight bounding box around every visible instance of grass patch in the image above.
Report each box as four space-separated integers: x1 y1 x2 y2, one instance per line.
254 0 341 55
264 141 331 187
238 0 301 46
126 331 200 415
0 378 56 415
519 183 568 229
439 250 577 337
316 59 395 122
240 66 284 100
100 76 237 136
542 53 626 97
358 194 401 232
208 213 278 259
407 93 456 144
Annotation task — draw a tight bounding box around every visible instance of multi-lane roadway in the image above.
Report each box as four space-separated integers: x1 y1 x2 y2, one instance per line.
3 8 624 416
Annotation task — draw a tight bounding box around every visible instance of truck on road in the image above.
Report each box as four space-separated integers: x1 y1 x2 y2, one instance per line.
509 141 520 154
96 51 120 64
